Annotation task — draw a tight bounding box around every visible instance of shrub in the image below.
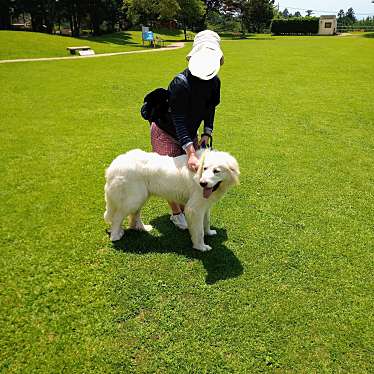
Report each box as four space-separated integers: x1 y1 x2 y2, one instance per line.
271 17 319 35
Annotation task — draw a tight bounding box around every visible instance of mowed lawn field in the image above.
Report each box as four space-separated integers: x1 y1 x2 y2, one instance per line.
0 33 373 372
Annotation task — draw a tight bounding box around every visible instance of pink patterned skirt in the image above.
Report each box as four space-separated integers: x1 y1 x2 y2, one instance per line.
150 122 198 157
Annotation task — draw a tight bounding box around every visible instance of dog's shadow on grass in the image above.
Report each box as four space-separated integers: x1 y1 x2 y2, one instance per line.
111 215 243 284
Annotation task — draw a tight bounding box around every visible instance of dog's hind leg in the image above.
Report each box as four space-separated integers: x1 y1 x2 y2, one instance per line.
104 190 126 240
128 211 153 232
125 184 151 232
110 199 149 241
105 178 150 241
109 209 127 241
104 180 122 225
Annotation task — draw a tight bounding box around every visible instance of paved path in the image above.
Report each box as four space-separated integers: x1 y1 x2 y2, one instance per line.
0 42 185 64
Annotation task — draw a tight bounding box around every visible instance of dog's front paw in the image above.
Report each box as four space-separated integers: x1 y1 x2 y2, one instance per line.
193 243 212 252
205 229 217 236
110 228 124 241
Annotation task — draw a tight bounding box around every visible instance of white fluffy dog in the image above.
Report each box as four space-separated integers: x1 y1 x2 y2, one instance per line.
104 149 239 251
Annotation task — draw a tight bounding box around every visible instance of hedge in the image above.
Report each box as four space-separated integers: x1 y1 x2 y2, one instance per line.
271 17 319 35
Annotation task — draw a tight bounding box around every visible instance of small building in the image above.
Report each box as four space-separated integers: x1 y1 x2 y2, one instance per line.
319 15 337 35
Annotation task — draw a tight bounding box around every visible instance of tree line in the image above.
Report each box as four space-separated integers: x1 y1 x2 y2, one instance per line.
0 0 277 37
0 1 370 37
337 8 374 28
337 8 357 26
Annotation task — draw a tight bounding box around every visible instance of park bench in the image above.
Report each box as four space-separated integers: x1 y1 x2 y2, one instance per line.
155 36 165 47
66 46 95 56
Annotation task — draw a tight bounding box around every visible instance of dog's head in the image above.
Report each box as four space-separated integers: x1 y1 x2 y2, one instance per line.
195 150 240 199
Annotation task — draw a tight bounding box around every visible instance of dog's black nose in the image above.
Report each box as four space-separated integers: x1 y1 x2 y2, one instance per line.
200 182 208 187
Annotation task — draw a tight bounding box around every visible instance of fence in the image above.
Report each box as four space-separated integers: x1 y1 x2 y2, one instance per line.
337 25 374 32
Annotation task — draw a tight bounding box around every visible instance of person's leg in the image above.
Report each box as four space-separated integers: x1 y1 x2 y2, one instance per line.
168 201 182 214
151 123 187 229
169 203 188 229
168 135 199 225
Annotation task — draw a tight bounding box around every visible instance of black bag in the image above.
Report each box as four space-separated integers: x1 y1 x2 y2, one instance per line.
140 88 170 123
140 74 190 123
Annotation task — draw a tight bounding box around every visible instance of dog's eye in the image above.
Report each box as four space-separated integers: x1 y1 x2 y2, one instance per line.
203 167 208 171
213 168 220 174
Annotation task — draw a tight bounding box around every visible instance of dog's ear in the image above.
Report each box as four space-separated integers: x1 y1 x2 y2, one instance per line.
226 156 240 185
195 150 209 180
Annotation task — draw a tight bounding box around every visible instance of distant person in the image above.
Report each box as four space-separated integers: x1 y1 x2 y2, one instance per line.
150 30 223 229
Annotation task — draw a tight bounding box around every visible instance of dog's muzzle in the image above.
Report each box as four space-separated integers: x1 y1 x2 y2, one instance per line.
201 181 222 199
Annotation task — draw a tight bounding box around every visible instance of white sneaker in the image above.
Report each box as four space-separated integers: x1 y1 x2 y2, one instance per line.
170 213 188 230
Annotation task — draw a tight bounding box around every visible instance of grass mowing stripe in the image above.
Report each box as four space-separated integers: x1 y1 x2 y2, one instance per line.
0 30 186 60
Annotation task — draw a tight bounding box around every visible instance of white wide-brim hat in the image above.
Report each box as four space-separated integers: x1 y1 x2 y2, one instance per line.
187 30 223 80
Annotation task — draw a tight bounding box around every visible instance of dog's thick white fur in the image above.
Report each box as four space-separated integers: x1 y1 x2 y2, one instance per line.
104 149 239 251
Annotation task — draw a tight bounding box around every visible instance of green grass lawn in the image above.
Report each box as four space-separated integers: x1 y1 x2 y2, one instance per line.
0 30 186 60
0 33 373 372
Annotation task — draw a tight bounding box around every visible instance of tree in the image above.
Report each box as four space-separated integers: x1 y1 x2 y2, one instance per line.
89 0 105 35
124 0 179 25
176 0 205 40
337 9 346 27
294 11 301 17
346 7 356 24
60 0 88 36
222 0 251 35
88 0 124 35
124 0 158 25
159 0 180 20
282 8 289 18
306 9 313 16
0 0 12 30
40 0 57 33
201 0 221 26
243 0 274 33
202 0 221 18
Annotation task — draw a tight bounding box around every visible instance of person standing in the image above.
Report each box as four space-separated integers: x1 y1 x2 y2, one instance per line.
150 30 223 229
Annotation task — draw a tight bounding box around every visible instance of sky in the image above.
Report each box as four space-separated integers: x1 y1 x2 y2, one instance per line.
277 0 374 19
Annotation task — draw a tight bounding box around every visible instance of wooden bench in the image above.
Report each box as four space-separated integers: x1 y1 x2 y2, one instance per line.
66 46 94 55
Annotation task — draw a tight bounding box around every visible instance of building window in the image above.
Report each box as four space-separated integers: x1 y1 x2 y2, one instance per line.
325 22 332 28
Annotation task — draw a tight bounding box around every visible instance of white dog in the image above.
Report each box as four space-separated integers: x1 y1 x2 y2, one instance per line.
104 149 239 251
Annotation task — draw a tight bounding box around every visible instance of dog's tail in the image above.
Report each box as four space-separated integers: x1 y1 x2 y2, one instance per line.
103 176 127 224
103 181 117 224
104 185 113 224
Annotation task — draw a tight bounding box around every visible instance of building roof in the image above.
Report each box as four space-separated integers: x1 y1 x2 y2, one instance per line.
320 15 336 19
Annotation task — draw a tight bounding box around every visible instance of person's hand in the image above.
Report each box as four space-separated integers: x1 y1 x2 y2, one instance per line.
199 135 210 149
185 144 199 172
187 153 199 172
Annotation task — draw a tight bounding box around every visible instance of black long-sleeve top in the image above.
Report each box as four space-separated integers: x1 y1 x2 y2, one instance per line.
158 68 221 149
